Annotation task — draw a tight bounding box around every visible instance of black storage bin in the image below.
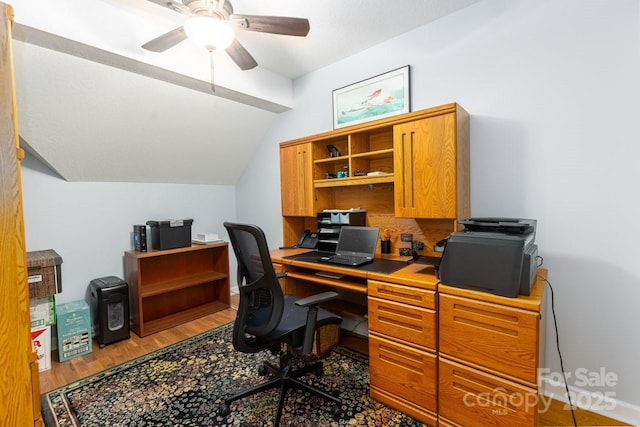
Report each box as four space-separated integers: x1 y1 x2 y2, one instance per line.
146 219 193 250
89 276 130 347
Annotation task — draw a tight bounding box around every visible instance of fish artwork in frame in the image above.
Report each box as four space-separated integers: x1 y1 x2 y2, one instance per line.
332 65 411 129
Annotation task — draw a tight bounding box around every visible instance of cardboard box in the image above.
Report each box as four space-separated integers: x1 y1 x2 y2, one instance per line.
57 300 92 362
27 249 63 298
29 295 56 328
31 326 51 371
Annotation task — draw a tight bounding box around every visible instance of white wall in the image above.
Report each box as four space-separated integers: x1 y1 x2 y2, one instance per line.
21 154 238 304
237 0 640 422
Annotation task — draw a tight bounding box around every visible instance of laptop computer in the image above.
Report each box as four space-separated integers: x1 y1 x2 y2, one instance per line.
319 226 380 266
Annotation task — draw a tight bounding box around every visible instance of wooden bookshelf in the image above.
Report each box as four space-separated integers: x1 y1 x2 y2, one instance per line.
124 243 230 337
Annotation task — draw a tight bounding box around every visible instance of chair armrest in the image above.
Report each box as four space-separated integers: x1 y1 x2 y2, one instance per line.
296 291 340 355
276 272 287 279
295 291 338 307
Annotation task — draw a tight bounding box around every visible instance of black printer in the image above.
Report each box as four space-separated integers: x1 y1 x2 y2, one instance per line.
438 218 539 298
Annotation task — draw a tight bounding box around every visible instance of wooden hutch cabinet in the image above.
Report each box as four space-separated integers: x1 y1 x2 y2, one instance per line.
278 103 470 253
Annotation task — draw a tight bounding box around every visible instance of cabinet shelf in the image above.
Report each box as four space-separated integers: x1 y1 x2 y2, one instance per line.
351 148 394 160
140 271 227 298
312 149 393 164
314 156 348 165
314 174 394 188
140 301 229 336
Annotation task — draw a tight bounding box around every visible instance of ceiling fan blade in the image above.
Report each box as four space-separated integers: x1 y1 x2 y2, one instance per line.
230 15 310 37
142 26 188 52
145 0 192 15
226 38 258 70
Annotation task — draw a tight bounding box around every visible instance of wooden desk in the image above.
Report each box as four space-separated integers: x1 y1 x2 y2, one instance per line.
271 248 438 291
271 249 546 427
272 249 440 424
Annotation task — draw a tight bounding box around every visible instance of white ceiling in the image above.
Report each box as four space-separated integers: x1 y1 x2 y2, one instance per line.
9 0 480 184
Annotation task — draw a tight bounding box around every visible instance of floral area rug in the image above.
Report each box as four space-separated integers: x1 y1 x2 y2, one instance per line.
42 323 428 426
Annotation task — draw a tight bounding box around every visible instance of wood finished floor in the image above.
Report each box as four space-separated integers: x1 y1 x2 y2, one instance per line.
38 296 239 394
37 294 628 426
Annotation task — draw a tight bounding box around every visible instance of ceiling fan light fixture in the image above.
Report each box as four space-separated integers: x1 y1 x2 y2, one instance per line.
184 16 234 51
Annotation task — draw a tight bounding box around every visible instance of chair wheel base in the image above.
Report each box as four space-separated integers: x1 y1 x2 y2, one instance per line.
218 402 230 417
330 404 341 419
258 363 268 376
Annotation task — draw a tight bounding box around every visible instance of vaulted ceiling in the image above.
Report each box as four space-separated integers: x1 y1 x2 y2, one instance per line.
9 0 479 184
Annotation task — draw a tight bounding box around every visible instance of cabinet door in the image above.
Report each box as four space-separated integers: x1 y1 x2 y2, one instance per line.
280 143 314 216
394 113 457 218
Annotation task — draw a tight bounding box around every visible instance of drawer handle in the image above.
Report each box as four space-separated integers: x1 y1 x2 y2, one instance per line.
451 369 519 411
377 287 424 303
452 381 518 411
379 305 423 320
378 344 425 373
379 316 423 332
453 302 519 323
453 315 518 337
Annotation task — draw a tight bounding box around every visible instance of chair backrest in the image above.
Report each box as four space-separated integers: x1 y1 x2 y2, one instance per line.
223 222 285 353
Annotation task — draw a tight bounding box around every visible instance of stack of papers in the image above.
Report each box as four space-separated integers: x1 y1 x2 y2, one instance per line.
192 233 224 244
322 208 366 213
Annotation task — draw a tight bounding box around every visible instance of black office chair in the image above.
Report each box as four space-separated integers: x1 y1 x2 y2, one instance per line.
218 222 343 426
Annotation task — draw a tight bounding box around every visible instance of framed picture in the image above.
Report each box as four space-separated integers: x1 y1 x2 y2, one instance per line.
332 65 410 129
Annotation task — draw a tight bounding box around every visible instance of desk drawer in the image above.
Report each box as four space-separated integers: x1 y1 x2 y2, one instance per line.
368 279 435 309
369 333 437 413
439 294 540 385
368 296 436 349
439 357 537 427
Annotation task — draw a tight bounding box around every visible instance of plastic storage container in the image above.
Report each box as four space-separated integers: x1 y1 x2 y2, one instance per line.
146 219 193 250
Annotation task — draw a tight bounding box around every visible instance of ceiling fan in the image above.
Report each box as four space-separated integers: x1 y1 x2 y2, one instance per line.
142 0 310 71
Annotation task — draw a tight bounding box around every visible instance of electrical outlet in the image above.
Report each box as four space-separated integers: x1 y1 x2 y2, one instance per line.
412 241 424 251
400 233 413 242
399 248 413 256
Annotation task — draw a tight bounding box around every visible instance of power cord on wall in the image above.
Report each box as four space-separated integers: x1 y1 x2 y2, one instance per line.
538 256 578 427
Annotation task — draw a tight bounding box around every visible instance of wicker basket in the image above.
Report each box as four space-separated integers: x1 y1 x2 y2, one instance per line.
312 323 340 357
27 249 62 298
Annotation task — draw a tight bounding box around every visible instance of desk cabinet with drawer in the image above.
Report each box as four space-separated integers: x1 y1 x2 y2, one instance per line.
368 279 438 426
437 271 547 427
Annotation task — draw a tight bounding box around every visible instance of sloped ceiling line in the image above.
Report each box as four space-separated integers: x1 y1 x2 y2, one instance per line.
12 23 290 114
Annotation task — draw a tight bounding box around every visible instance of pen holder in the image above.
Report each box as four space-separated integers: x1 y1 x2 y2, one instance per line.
381 240 391 254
